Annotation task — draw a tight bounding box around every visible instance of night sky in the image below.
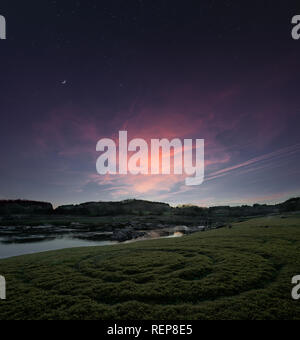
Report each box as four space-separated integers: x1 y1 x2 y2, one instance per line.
1 0 300 207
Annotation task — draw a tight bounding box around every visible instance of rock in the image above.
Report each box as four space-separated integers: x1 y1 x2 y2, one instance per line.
112 228 146 242
174 226 190 232
74 232 113 241
214 224 226 229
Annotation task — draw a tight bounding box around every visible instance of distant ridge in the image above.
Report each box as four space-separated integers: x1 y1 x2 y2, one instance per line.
0 197 299 216
55 199 171 217
0 199 52 206
0 199 53 214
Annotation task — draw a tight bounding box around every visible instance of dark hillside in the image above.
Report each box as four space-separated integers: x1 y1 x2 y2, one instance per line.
55 199 171 216
0 200 53 215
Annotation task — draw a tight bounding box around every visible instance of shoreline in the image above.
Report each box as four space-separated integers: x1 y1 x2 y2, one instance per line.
0 232 184 260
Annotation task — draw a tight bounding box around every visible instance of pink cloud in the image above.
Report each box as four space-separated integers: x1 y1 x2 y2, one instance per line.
31 82 294 203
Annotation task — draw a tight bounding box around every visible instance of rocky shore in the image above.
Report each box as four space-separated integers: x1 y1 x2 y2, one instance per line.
0 222 213 244
2 196 290 245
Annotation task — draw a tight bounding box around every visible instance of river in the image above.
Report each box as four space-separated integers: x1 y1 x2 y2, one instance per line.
0 237 117 259
0 232 183 259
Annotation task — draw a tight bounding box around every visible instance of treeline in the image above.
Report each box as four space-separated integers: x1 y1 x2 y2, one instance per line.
174 204 276 218
174 198 300 218
0 200 53 215
0 197 300 218
55 199 170 216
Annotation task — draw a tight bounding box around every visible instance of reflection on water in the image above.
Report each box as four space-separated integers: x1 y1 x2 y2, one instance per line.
173 232 184 237
0 232 184 259
0 237 117 259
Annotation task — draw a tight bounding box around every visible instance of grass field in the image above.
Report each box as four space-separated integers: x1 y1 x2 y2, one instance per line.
0 215 300 320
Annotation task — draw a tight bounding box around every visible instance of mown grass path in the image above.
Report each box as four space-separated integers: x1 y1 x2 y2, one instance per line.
0 216 300 320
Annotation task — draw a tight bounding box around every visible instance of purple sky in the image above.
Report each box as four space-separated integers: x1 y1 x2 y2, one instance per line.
0 1 300 207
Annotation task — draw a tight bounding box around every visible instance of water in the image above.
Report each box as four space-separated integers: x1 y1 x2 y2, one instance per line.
0 237 117 259
0 231 184 259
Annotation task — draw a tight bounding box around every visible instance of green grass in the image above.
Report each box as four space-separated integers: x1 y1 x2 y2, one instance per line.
0 215 300 320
